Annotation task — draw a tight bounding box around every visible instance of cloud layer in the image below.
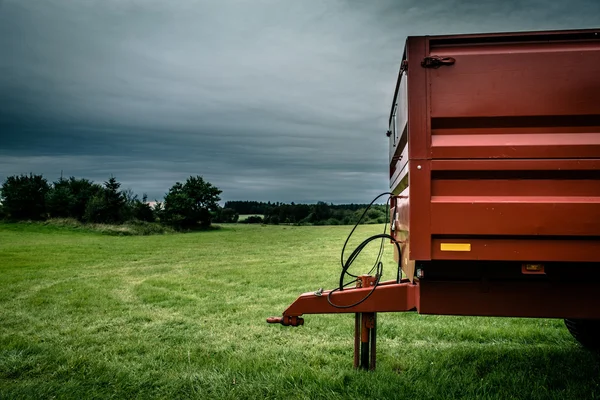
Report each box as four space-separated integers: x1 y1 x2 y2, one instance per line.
1 0 598 202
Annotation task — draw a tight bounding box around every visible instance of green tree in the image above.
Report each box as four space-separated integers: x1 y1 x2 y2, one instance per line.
45 177 104 220
84 177 127 224
312 201 332 222
163 176 222 228
0 173 50 220
153 201 164 221
131 194 155 222
68 178 102 221
120 188 137 221
46 178 75 218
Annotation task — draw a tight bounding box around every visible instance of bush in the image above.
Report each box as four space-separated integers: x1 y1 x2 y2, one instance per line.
242 215 263 224
83 195 106 224
212 207 239 223
122 220 174 235
265 215 279 225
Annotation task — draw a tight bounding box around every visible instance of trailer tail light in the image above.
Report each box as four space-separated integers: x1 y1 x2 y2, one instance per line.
522 263 545 275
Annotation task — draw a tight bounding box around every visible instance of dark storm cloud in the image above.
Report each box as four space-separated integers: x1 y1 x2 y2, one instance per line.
1 0 599 203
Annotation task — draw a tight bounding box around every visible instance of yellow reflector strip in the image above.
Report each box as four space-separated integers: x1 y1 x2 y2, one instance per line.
440 243 471 252
524 264 544 272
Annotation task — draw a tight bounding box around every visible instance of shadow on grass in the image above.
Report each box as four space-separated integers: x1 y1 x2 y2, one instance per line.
381 344 600 399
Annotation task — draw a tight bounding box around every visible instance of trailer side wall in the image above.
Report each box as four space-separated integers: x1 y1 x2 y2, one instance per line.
389 29 600 318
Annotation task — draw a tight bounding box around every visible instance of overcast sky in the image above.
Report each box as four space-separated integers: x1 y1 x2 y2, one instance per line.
1 0 598 204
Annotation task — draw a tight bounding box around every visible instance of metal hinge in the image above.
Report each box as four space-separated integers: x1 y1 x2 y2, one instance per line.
421 56 455 69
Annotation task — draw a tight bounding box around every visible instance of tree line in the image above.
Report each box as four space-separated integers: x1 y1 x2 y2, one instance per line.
226 201 388 225
0 173 228 229
225 200 379 215
0 173 387 229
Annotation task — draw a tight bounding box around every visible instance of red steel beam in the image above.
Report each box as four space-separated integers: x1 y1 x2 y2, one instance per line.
269 280 418 323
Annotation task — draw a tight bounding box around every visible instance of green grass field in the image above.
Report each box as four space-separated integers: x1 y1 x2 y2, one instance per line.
1 223 598 399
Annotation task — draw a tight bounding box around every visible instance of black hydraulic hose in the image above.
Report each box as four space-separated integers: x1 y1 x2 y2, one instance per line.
340 192 393 278
339 233 400 290
367 196 392 276
327 190 404 309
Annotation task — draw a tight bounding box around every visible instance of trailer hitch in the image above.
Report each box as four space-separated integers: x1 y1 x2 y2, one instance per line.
267 276 419 370
265 315 304 327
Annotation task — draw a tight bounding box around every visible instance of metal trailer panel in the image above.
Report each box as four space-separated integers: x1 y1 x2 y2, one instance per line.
389 29 600 271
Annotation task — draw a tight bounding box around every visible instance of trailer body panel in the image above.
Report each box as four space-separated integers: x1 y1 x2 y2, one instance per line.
388 29 600 318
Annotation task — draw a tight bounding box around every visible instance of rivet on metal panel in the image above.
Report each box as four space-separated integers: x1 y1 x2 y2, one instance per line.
417 165 422 170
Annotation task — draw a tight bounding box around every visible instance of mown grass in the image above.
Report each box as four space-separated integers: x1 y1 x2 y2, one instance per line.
0 223 598 399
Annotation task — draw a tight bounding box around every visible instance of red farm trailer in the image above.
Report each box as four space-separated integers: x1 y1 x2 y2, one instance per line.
268 28 600 370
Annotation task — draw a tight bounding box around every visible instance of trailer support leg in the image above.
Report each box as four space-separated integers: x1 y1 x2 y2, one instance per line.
354 312 377 370
353 313 360 368
370 313 377 371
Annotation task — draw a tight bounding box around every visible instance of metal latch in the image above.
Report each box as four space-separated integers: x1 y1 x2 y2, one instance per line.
421 56 455 69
